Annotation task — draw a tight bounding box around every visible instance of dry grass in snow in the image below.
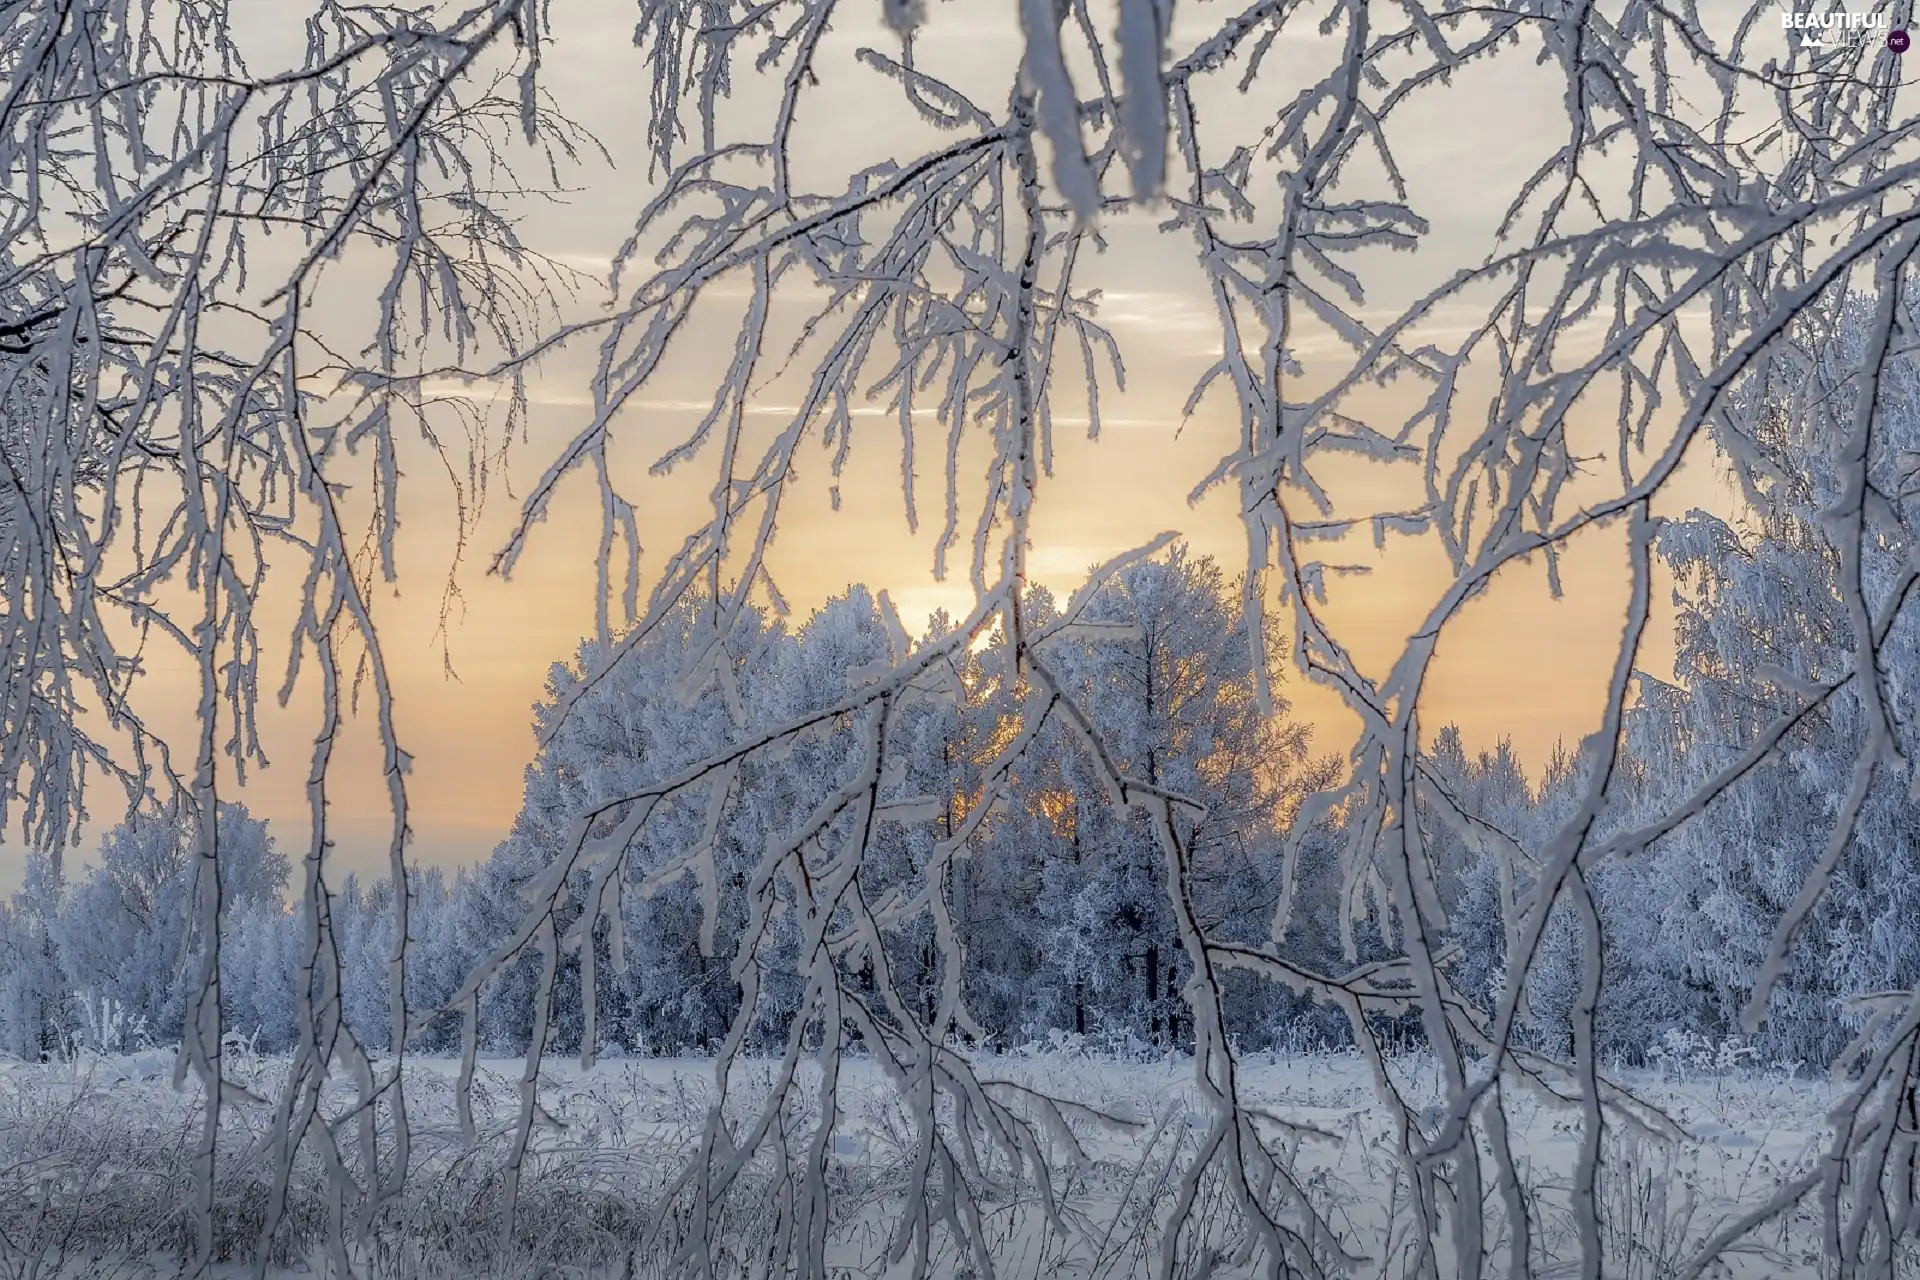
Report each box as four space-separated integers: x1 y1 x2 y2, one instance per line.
0 1046 1862 1278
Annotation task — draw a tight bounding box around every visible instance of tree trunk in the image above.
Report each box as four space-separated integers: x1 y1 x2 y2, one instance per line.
1145 943 1160 1046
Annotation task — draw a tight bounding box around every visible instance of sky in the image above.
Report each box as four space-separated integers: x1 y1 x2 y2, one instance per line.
2 1 1771 891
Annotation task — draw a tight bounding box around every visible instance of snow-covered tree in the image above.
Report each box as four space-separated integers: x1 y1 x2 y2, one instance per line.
0 4 591 1262
465 551 1336 1065
961 547 1331 1047
0 854 66 1059
1617 290 1920 1066
54 804 286 1045
11 0 1920 1271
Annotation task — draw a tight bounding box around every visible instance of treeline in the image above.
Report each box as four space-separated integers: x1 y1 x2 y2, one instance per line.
0 548 1349 1059
4 515 1918 1066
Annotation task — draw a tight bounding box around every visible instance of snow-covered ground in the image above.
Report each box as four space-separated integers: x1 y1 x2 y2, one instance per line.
0 1048 1846 1277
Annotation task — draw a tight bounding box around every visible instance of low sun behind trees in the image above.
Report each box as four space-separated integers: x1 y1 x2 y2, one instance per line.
15 421 1920 1075
7 544 1348 1059
427 543 1344 1057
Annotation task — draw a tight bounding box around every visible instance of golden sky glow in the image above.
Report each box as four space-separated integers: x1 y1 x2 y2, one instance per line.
3 2 1758 890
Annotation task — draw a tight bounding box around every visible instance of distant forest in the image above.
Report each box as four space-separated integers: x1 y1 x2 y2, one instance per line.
9 501 1917 1070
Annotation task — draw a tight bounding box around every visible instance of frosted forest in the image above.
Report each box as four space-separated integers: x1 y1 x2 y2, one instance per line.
4 0 1920 1277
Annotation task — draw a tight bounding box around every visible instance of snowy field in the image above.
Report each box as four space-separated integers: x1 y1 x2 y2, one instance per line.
0 1047 1846 1278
